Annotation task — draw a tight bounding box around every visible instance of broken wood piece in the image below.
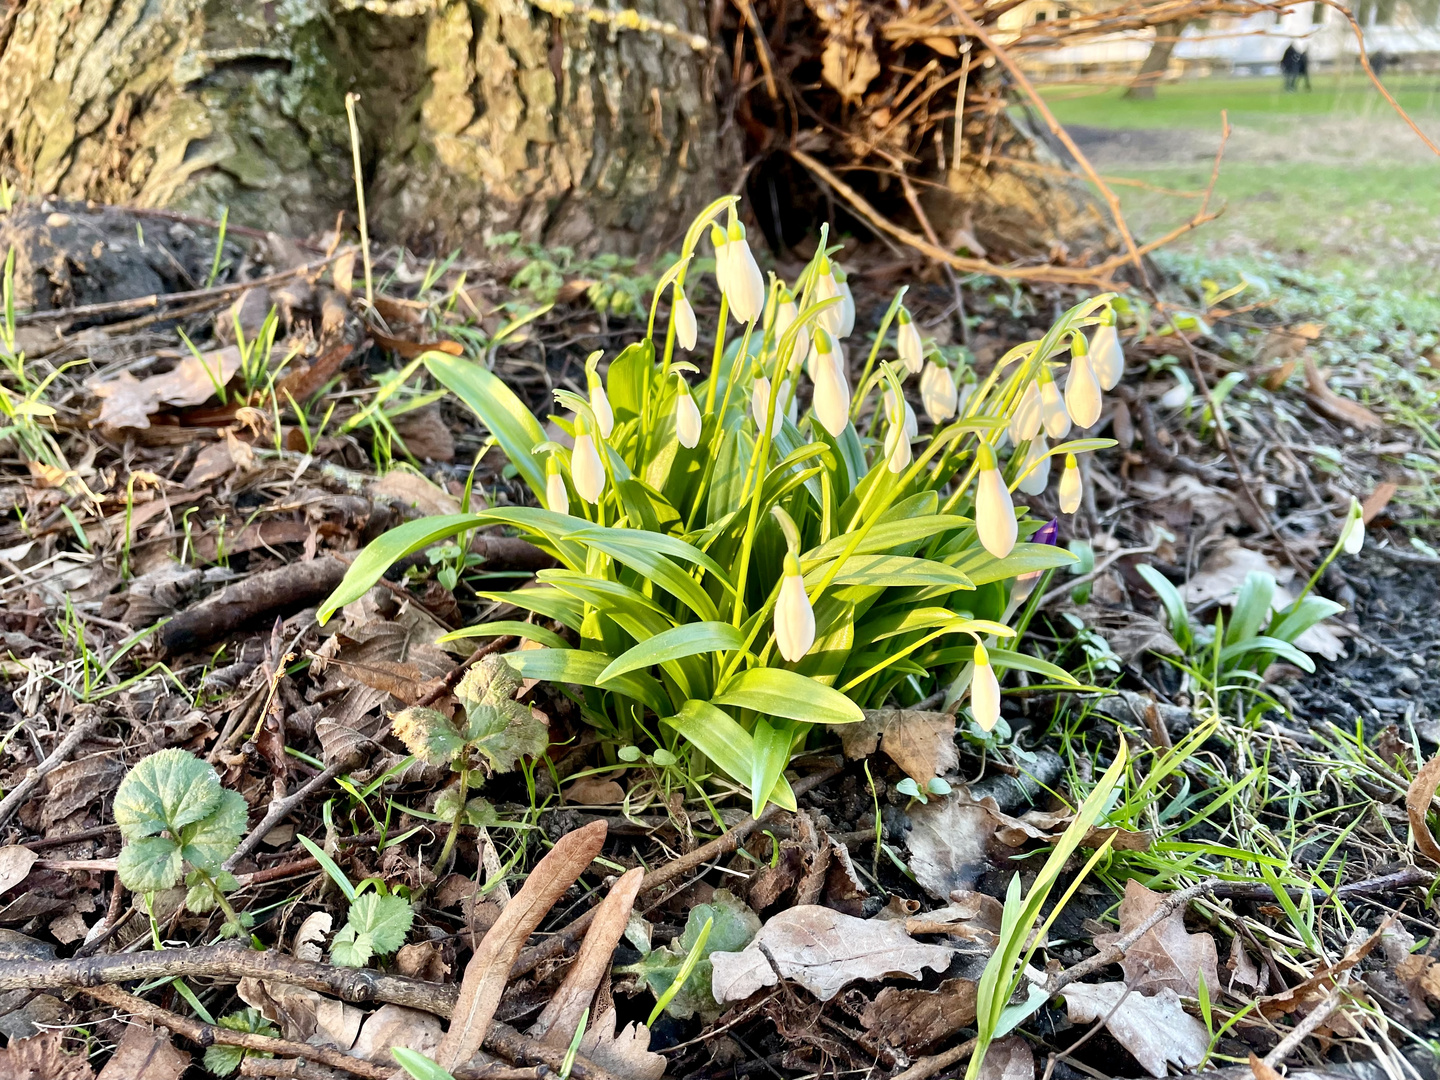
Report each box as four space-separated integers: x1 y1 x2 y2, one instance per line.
159 557 348 654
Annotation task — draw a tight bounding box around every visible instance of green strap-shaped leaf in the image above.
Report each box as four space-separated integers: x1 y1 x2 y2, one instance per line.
987 648 1083 686
750 717 797 819
664 700 797 812
713 667 864 725
1219 636 1315 673
438 621 569 649
573 536 721 622
802 555 974 590
504 648 671 717
425 352 547 496
475 589 585 632
599 621 745 683
951 542 1076 587
319 513 491 623
569 525 735 591
802 515 971 564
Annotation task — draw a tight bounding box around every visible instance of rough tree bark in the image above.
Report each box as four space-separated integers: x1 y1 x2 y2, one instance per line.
0 0 734 254
1124 20 1188 100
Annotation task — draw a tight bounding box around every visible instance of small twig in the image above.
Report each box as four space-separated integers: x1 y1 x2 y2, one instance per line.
892 1037 978 1080
1210 867 1430 903
1261 974 1353 1068
81 983 391 1079
1045 878 1216 996
509 763 843 979
1036 539 1161 610
0 713 101 830
225 761 347 872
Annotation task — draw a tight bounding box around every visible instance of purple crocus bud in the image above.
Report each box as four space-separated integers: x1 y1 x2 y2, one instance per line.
1012 519 1059 603
1032 518 1060 548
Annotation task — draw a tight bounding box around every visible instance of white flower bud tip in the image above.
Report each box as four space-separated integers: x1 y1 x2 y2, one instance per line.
588 375 614 439
896 307 924 374
809 329 851 437
1016 433 1051 496
571 426 606 504
920 360 958 423
1039 367 1071 440
775 554 815 663
674 287 698 351
975 442 1017 558
1065 348 1103 430
835 266 856 338
970 641 1001 732
1091 321 1124 391
1059 453 1082 514
814 257 846 339
545 468 569 515
751 375 788 439
1341 496 1365 554
724 220 765 325
675 386 702 449
1010 380 1042 444
775 292 809 373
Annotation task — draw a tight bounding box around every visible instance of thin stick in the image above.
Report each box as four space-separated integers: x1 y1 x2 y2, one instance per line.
1261 975 1352 1067
892 1036 978 1080
0 713 101 829
224 761 346 872
81 983 391 1080
344 93 374 307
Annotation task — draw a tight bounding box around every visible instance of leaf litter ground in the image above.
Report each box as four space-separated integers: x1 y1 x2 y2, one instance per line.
0 201 1436 1080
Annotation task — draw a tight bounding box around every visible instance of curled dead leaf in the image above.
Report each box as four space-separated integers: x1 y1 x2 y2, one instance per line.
1406 755 1440 864
1303 356 1383 431
1093 879 1218 997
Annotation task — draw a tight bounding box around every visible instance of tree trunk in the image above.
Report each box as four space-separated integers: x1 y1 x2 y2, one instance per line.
0 0 735 255
1124 21 1187 100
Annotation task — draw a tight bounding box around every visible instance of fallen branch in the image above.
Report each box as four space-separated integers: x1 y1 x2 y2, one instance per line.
160 557 348 654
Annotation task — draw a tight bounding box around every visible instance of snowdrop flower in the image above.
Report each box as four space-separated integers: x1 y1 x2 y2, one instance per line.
896 307 924 374
1058 453 1082 514
774 287 809 373
1065 344 1103 429
920 358 958 423
813 257 846 338
809 329 851 437
1341 496 1365 554
975 441 1017 558
775 553 815 662
1010 380 1042 444
1160 370 1193 409
1091 321 1123 391
586 362 614 439
675 382 702 448
883 389 914 474
544 457 569 516
1016 433 1051 496
571 419 606 504
1039 366 1071 440
969 641 1001 732
720 218 765 324
674 287 698 351
751 375 792 438
835 266 856 338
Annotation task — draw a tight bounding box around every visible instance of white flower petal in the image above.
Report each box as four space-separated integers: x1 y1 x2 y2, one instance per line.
775 573 816 662
976 467 1017 558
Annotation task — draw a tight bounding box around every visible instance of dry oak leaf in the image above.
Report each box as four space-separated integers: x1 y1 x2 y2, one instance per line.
0 846 37 897
843 709 957 784
860 977 977 1054
0 1031 95 1080
576 1008 666 1080
89 345 242 430
1406 753 1440 864
1257 919 1388 1022
1063 983 1207 1078
96 1022 188 1080
564 776 627 805
1093 879 1218 996
710 905 952 1003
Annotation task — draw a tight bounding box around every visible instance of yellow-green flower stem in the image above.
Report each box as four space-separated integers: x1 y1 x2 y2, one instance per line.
850 287 909 423
433 764 470 877
702 294 730 414
686 317 755 532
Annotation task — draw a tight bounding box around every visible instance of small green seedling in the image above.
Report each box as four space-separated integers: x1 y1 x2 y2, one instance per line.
296 834 415 968
392 655 548 873
204 1008 277 1076
617 889 759 1023
894 776 953 805
114 749 250 935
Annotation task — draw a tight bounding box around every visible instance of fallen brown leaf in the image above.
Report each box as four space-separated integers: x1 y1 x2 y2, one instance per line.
1303 356 1383 431
710 905 952 1003
861 977 978 1054
1248 1052 1284 1080
1395 953 1440 1021
350 1003 444 1064
90 346 242 430
96 1022 188 1080
1260 359 1297 390
564 777 627 805
1406 755 1440 864
0 1031 95 1079
1257 920 1387 1020
368 470 461 516
978 1035 1035 1080
0 846 37 897
373 330 465 359
577 1009 666 1080
842 709 957 783
1361 481 1399 524
1093 879 1218 996
1063 983 1207 1078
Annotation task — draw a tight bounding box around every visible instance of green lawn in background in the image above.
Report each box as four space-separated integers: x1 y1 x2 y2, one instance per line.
1042 74 1440 130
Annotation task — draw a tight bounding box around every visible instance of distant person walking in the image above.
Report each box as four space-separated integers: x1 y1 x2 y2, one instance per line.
1298 48 1312 90
1281 43 1300 91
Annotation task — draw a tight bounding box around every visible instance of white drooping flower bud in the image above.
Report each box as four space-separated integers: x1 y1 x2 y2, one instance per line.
1160 370 1193 409
813 257 846 339
1016 433 1051 496
975 442 1017 558
774 287 809 374
674 287 698 351
723 219 765 325
970 641 1001 732
1058 453 1082 514
1010 380 1042 444
751 375 787 438
1091 321 1124 391
775 553 815 663
896 307 924 374
571 420 606 504
1065 346 1103 429
835 266 856 338
675 383 702 449
1039 366 1071 440
883 389 913 474
809 329 851 437
920 359 958 423
1341 495 1365 555
545 458 569 515
587 368 614 439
